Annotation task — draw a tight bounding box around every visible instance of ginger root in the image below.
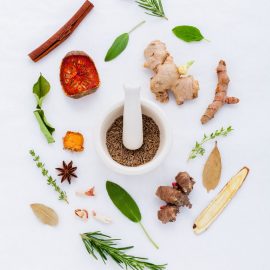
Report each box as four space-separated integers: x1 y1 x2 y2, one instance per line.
63 131 84 152
156 171 195 224
144 40 199 105
201 60 239 124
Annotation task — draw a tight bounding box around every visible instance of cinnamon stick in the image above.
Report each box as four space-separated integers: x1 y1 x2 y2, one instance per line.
28 0 94 62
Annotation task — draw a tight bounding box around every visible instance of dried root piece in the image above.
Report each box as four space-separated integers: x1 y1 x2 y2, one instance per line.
60 51 100 99
144 40 199 105
193 167 249 234
175 172 195 194
156 171 195 224
158 205 179 224
156 186 191 207
63 131 84 152
201 60 239 124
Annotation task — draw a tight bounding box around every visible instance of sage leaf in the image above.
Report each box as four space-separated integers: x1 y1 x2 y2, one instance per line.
202 141 222 192
33 74 50 108
30 203 58 226
106 181 158 249
105 21 145 62
34 109 55 143
172 25 206 42
106 181 141 222
105 33 129 62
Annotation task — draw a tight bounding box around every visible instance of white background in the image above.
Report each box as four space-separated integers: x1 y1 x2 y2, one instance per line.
0 0 269 269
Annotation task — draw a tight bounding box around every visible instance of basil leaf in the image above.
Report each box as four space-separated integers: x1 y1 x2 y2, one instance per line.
34 109 55 143
33 74 50 108
105 33 129 62
106 181 141 222
172 25 205 42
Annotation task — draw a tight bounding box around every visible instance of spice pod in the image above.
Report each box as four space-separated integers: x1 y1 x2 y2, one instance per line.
95 99 172 175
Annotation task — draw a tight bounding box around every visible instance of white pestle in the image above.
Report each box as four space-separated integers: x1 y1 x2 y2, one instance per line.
123 84 143 150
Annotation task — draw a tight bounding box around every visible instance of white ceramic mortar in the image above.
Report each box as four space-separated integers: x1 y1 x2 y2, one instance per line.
95 99 172 175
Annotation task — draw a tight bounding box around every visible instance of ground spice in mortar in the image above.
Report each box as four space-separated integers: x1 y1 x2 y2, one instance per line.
106 115 160 167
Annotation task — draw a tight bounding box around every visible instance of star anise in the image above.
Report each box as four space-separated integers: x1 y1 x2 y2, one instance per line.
56 161 77 184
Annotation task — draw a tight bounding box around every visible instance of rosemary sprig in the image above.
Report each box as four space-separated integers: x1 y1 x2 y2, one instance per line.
81 231 166 270
188 126 233 160
29 150 68 203
136 0 167 19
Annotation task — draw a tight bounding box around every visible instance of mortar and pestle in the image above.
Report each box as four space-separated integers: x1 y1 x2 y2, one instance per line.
95 85 172 175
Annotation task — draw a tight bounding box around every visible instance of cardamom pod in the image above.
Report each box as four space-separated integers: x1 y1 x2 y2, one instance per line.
30 203 58 226
202 141 222 192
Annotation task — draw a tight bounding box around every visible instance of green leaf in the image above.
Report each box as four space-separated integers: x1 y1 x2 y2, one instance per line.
105 33 129 62
172 25 206 42
34 109 55 143
106 181 141 222
33 74 50 108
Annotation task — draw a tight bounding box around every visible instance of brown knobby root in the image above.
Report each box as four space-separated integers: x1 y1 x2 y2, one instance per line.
156 171 195 224
158 205 179 224
144 40 199 105
156 186 191 207
201 60 239 124
175 172 195 195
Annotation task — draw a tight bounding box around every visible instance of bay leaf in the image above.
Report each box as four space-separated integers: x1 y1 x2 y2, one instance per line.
30 203 58 226
202 141 222 192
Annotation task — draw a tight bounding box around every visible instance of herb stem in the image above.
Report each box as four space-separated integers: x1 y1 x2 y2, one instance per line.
139 222 159 249
188 126 233 160
81 231 166 270
29 150 68 203
128 20 146 34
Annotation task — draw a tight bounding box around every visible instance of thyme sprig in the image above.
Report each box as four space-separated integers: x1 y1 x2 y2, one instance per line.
136 0 167 19
29 150 68 203
188 126 233 160
81 231 166 270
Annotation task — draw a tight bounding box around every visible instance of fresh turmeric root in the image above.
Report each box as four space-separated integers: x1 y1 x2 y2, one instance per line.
201 60 239 124
144 40 199 105
63 131 84 152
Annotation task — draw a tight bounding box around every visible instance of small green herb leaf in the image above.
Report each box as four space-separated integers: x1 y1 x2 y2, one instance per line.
106 181 141 222
33 74 50 108
172 25 206 42
34 109 55 143
105 33 129 62
188 126 233 160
